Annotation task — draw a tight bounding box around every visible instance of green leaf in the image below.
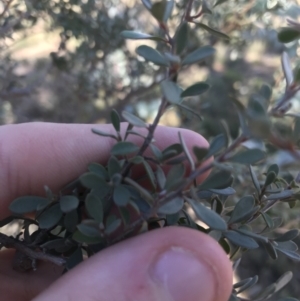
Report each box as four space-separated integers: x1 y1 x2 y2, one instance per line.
88 163 108 180
111 141 139 156
175 22 189 54
234 276 258 294
85 193 103 223
158 196 184 215
260 83 272 102
266 190 293 200
113 185 131 206
278 27 300 43
264 171 276 187
105 218 122 235
176 103 203 120
77 221 101 237
92 128 117 140
60 196 79 213
188 198 227 231
9 196 50 214
141 0 152 10
264 241 278 259
224 231 259 249
156 166 166 190
228 195 255 224
267 164 279 176
37 204 63 229
193 147 209 162
277 249 300 261
214 0 228 7
179 131 195 170
275 241 298 251
229 149 265 165
136 45 169 66
150 0 167 22
65 248 83 270
122 111 148 128
150 144 163 161
196 23 230 40
181 82 210 97
120 31 165 42
236 229 268 243
108 156 121 177
165 164 185 190
199 170 232 190
162 0 174 22
275 229 299 242
207 134 226 157
80 172 111 197
162 143 183 158
72 230 104 244
201 0 212 14
143 160 156 189
111 109 120 133
209 187 236 196
182 46 215 66
161 80 182 104
64 210 78 232
249 165 260 193
261 212 274 229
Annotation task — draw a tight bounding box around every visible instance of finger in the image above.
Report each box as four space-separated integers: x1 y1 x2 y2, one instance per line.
0 122 210 219
0 249 63 300
33 227 232 301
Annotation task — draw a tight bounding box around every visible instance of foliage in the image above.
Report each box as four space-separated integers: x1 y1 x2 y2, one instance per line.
2 1 300 301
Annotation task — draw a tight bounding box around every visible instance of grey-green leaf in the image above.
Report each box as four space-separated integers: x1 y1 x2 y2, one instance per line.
122 110 148 128
105 218 122 235
181 82 210 97
88 163 108 180
120 31 164 42
80 172 111 197
161 80 182 104
113 185 131 206
197 23 230 40
77 223 101 238
136 45 169 66
182 46 215 66
111 141 139 156
278 27 300 43
228 195 255 224
111 109 120 133
175 22 189 54
224 231 259 249
158 196 184 215
37 204 63 229
266 190 293 200
275 229 299 242
60 196 79 213
199 170 232 190
249 165 260 193
9 196 50 214
188 198 227 231
85 193 103 223
229 149 265 165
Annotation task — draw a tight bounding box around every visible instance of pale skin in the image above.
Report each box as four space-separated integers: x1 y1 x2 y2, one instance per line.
0 122 232 301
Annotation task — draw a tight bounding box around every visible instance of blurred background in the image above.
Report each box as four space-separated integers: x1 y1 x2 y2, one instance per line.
1 0 300 299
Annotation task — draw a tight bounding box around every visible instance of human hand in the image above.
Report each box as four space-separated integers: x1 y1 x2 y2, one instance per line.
0 122 232 301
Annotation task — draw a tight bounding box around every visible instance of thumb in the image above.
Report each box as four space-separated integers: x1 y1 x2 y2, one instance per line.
33 227 232 301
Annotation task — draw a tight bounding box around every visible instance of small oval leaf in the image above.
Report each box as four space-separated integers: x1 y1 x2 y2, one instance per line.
136 45 169 66
9 196 50 214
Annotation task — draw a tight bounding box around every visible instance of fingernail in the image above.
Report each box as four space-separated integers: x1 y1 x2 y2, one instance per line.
150 247 217 301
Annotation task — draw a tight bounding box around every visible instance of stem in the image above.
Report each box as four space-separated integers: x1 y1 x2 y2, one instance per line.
0 232 66 267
